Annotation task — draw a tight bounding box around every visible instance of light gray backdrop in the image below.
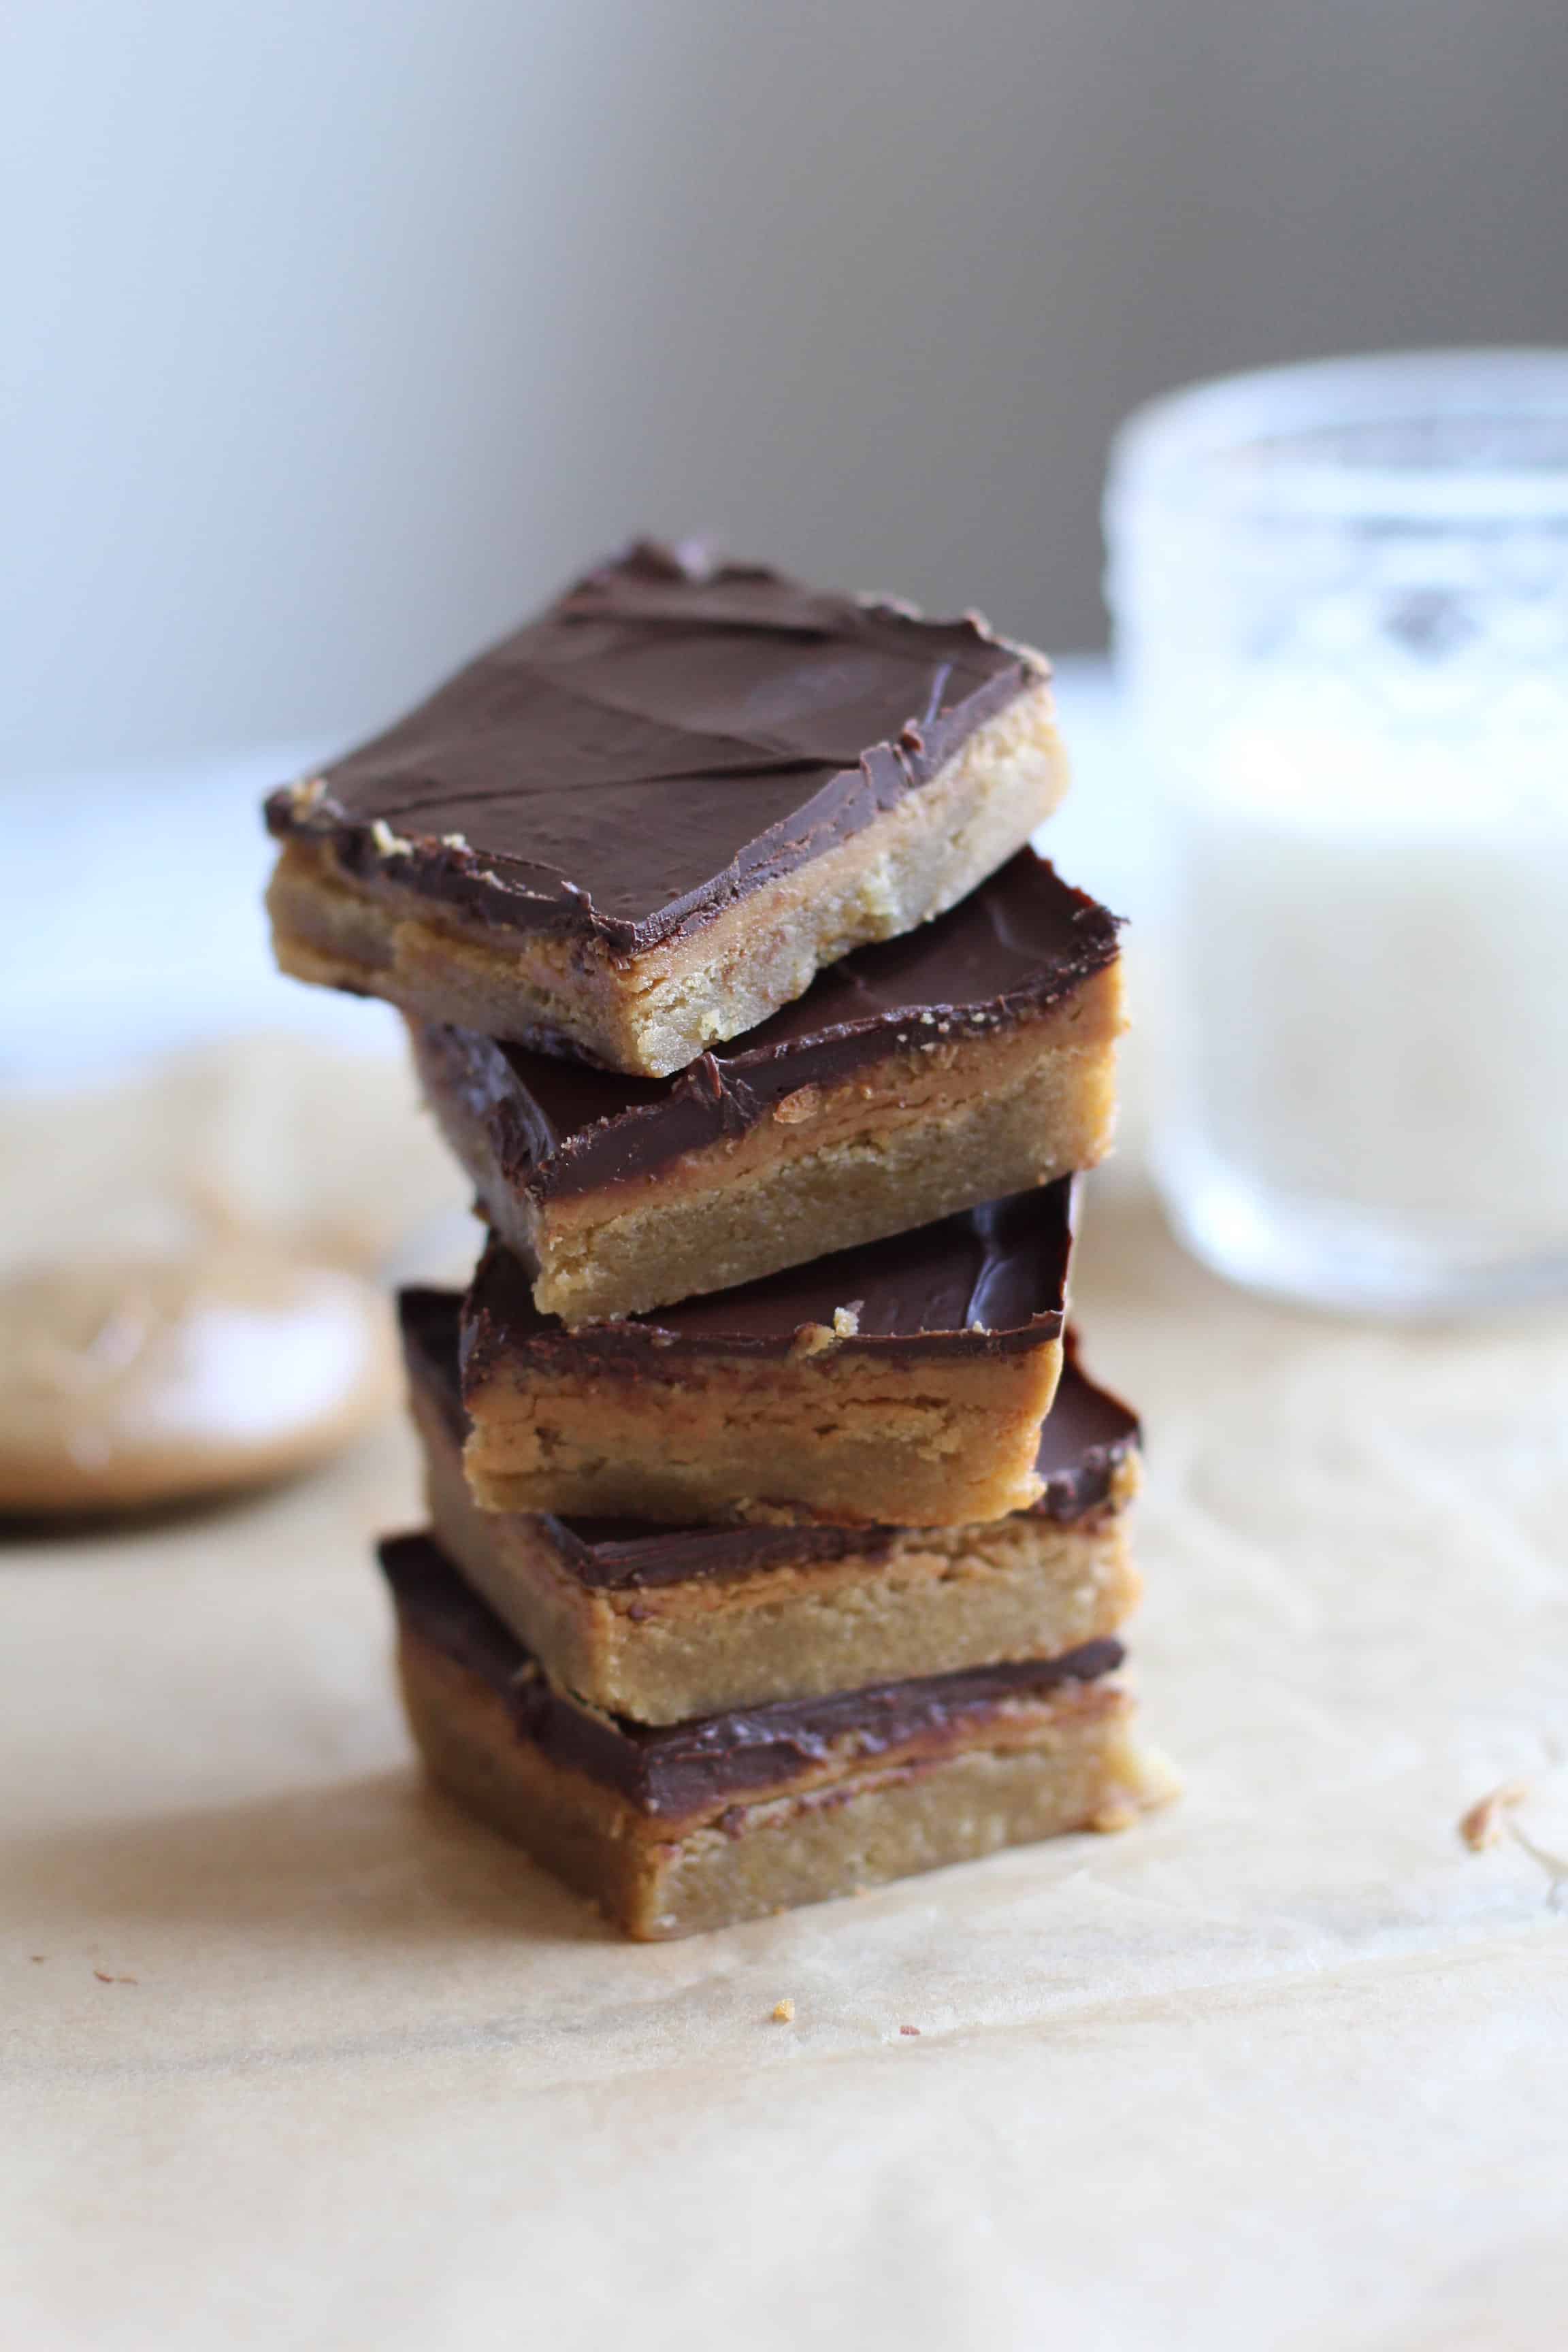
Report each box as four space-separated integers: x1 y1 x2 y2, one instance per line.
7 0 1568 771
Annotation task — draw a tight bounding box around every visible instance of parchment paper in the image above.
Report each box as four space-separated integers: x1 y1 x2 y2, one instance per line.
5 1043 1567 2351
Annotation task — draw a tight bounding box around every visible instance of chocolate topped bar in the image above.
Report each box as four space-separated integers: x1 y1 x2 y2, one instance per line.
416 851 1120 1204
380 1530 1124 1819
266 541 1039 958
263 542 1068 1076
457 1186 1076 1524
461 1181 1073 1379
402 1286 1138 1588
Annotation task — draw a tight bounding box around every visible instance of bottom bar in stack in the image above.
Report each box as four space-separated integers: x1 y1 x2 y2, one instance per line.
376 1290 1169 1940
381 1533 1156 1940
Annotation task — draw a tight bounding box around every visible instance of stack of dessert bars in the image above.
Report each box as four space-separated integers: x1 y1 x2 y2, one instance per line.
263 540 1170 1940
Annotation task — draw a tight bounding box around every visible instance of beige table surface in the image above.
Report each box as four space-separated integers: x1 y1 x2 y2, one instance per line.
5 1045 1568 2351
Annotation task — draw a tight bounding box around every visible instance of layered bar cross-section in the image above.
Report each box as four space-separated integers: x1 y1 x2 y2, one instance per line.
412 851 1122 1324
402 1287 1140 1722
458 1186 1074 1527
382 1532 1162 1940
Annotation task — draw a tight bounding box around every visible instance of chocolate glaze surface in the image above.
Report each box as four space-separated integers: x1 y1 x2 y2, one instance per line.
264 540 1039 958
412 851 1121 1203
382 1530 1124 1816
459 1185 1072 1384
400 1287 1138 1584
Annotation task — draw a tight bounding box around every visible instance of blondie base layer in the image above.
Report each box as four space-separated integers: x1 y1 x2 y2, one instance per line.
413 851 1122 1325
459 1186 1073 1528
402 1288 1139 1722
382 1533 1160 1940
265 542 1066 1078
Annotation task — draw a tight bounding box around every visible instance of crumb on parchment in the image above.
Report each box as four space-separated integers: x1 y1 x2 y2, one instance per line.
772 1997 796 2024
1458 1774 1568 1908
1458 1780 1531 1852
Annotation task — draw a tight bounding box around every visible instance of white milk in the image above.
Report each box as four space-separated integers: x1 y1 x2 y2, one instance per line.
1157 691 1568 1305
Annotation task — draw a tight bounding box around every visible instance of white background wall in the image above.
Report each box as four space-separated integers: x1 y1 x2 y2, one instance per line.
7 0 1568 774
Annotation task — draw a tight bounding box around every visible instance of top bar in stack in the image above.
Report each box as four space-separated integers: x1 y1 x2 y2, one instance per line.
263 540 1067 1077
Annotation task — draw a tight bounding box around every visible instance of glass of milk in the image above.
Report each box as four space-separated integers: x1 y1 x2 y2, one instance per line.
1105 350 1568 1316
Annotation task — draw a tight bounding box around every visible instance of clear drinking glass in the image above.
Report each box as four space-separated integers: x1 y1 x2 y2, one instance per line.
1105 350 1568 1316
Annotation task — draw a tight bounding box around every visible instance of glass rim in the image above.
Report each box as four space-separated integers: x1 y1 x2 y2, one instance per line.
1107 347 1568 523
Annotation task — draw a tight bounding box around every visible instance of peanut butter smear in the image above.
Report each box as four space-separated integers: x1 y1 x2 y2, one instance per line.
0 1250 395 1514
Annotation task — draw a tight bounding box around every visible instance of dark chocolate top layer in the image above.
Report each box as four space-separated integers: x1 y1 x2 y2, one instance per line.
400 1286 1137 1585
459 1185 1072 1384
264 540 1039 958
413 851 1120 1202
381 1530 1124 1817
